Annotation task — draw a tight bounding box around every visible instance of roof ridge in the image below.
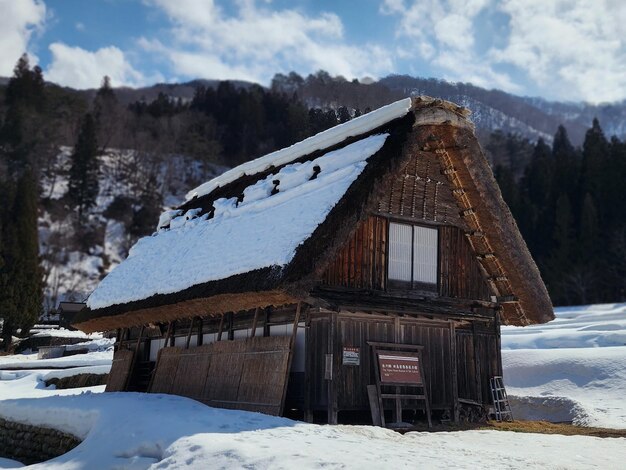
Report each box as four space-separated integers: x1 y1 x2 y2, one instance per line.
184 98 412 202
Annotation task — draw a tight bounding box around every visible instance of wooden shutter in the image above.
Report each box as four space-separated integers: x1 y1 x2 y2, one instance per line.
388 222 412 282
413 225 438 284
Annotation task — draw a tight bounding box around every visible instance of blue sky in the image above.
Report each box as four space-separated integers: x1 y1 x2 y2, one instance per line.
1 0 625 103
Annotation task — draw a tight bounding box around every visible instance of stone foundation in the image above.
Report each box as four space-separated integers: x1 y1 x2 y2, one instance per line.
0 418 81 465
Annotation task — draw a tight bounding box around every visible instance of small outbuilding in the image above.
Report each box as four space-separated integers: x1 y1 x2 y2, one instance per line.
73 96 553 425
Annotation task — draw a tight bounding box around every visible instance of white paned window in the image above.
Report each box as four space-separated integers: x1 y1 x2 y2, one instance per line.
413 225 438 284
388 222 412 282
388 222 438 287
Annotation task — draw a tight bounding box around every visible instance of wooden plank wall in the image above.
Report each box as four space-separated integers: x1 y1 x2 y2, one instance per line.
149 336 292 415
321 216 388 290
439 225 492 301
334 316 396 410
402 322 453 409
308 313 499 416
377 151 466 228
105 349 134 392
455 327 499 402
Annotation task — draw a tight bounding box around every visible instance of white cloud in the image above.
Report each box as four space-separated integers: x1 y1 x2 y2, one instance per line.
492 0 626 103
141 0 393 84
45 43 147 89
0 0 46 75
381 0 626 103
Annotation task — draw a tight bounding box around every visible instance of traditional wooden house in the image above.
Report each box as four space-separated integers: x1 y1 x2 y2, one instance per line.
73 96 553 425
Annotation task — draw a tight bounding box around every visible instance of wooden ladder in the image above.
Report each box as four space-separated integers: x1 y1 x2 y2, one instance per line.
490 376 513 422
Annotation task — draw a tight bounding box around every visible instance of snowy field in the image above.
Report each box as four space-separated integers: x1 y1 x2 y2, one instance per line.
502 302 626 429
0 303 624 469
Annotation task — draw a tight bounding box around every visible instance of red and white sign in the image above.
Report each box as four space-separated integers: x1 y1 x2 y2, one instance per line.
378 353 422 385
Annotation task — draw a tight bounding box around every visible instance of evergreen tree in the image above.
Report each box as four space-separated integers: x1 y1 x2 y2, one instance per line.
580 118 609 209
0 56 45 348
552 125 579 204
580 193 599 260
0 54 46 175
0 173 41 349
12 171 42 333
4 54 45 111
93 75 119 151
68 113 99 223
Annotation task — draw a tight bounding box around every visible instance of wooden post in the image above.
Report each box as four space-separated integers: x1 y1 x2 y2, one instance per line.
279 302 302 416
393 316 401 423
115 328 122 352
304 309 313 423
327 312 338 425
217 314 224 341
495 311 503 376
163 322 173 349
185 317 195 349
251 307 259 338
228 312 234 340
472 322 483 403
290 302 301 345
371 344 386 427
169 321 176 347
197 318 204 346
134 326 144 359
263 308 271 337
449 321 459 423
125 325 145 390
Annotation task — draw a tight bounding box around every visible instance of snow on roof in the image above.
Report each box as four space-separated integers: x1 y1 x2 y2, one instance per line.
185 97 411 201
87 133 390 310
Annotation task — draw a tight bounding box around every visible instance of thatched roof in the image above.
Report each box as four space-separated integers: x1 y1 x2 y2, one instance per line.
73 97 553 333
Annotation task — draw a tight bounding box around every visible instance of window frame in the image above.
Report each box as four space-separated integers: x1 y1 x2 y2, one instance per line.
386 221 439 294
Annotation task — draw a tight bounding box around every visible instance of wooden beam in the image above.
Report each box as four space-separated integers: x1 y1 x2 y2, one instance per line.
250 307 259 338
263 308 271 337
279 302 302 416
304 308 313 423
125 325 145 390
228 312 234 340
472 322 483 403
217 314 224 341
185 317 195 349
327 312 338 425
197 318 204 346
449 321 459 423
169 321 176 347
162 322 173 348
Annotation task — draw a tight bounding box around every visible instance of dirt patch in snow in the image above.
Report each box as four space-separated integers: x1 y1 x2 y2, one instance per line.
484 420 626 438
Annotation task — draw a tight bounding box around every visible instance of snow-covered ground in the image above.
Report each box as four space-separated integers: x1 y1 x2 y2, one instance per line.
0 303 624 468
502 302 626 428
0 393 624 470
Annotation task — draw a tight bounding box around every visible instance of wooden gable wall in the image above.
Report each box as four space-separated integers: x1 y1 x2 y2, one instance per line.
320 150 492 302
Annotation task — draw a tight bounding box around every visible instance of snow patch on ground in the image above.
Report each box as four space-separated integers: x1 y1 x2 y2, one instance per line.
1 393 624 470
502 302 626 428
0 352 112 370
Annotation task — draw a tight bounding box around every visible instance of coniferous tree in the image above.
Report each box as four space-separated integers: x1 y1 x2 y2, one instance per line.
0 56 45 348
68 113 99 223
11 171 42 334
552 125 579 204
93 76 119 151
0 173 41 349
580 118 609 208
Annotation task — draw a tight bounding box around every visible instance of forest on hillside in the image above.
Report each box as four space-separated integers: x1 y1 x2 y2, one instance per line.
0 55 625 344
